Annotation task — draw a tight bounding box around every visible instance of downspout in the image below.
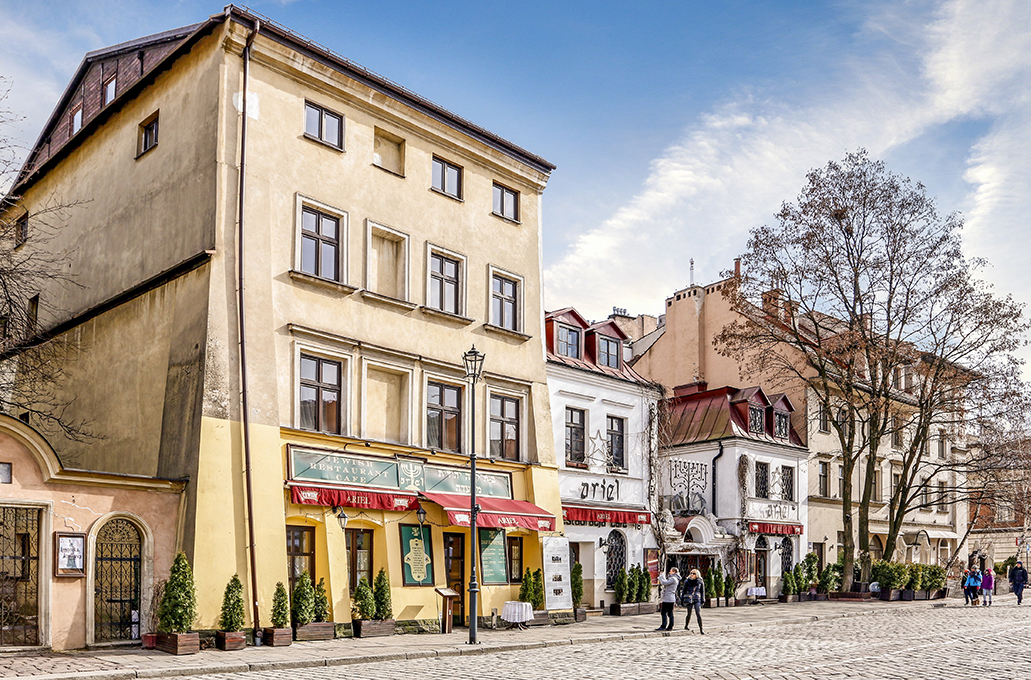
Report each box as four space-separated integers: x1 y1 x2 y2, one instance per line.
237 17 261 640
711 441 724 517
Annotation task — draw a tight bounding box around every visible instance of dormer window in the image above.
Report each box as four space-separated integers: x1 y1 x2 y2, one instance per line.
748 406 764 433
597 336 620 369
774 412 789 439
557 325 580 359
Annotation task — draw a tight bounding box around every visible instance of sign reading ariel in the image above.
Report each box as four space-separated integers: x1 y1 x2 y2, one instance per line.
289 446 513 499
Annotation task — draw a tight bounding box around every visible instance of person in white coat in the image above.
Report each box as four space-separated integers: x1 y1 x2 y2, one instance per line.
656 567 681 631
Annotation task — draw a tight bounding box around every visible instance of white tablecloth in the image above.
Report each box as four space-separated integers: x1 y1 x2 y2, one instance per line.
747 587 767 597
501 600 533 623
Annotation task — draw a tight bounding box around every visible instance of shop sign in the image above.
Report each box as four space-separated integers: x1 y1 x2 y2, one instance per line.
400 524 434 586
289 447 512 498
478 528 509 585
559 473 645 506
542 537 572 611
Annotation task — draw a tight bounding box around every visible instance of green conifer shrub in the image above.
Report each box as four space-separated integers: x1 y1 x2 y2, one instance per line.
782 571 795 596
351 576 376 620
638 565 651 602
270 582 290 628
158 551 197 634
218 574 246 632
613 567 628 604
518 568 533 603
313 578 329 622
626 565 640 603
373 568 393 620
292 571 315 626
570 562 584 608
531 568 545 610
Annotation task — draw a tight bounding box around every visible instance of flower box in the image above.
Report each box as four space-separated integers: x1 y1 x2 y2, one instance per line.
262 627 292 646
914 589 929 600
777 595 799 603
637 602 658 615
574 607 587 623
608 603 639 616
352 619 395 638
216 631 246 651
878 589 901 601
294 622 335 641
901 589 915 601
156 632 200 655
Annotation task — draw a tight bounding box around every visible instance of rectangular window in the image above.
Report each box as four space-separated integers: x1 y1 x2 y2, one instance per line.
507 536 523 583
597 336 620 369
299 354 341 434
838 465 844 498
565 407 585 463
286 525 315 597
921 479 930 508
427 381 461 453
71 106 82 134
490 394 519 460
938 481 948 512
755 462 770 499
492 275 518 331
345 528 373 592
0 462 10 484
775 412 789 439
607 416 625 468
300 207 340 281
818 462 828 497
304 101 343 149
139 114 159 155
373 127 405 175
492 183 519 221
557 325 580 359
781 466 794 501
818 403 830 432
26 295 38 335
429 252 461 314
937 430 946 459
15 213 28 246
891 472 901 500
432 157 463 198
103 77 117 106
892 417 903 449
892 366 902 389
749 406 764 434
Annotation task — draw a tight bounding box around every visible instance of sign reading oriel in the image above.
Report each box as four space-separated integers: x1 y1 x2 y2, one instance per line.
400 524 434 586
542 536 573 611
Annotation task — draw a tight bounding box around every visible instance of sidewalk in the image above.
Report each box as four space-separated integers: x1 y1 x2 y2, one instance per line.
0 597 972 680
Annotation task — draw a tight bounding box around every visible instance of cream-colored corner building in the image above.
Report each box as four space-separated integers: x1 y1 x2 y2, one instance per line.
4 6 561 648
627 273 967 589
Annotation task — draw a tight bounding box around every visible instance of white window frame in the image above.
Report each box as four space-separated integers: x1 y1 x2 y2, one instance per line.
360 357 413 445
364 219 410 301
424 243 468 317
295 193 349 285
487 264 525 333
484 384 528 462
556 324 582 359
421 370 467 453
292 341 352 435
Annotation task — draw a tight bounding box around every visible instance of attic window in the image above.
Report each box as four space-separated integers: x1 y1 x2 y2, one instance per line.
71 106 83 134
748 406 764 434
597 336 620 369
103 77 117 106
557 325 580 359
775 412 789 439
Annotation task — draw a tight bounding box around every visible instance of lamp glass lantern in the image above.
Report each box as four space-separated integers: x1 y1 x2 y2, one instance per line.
463 345 485 383
335 507 348 531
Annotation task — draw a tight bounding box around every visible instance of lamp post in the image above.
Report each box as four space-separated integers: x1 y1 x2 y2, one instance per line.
462 345 485 644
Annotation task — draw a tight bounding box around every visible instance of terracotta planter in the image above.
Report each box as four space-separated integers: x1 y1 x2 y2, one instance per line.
879 589 901 601
609 603 639 616
352 619 395 638
156 632 200 655
294 621 335 641
141 632 158 649
216 631 246 651
574 607 587 622
262 627 292 646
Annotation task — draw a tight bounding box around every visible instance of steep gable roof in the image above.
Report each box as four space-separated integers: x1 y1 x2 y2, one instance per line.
663 385 805 448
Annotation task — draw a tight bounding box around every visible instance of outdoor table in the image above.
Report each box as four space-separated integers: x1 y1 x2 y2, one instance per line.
501 600 533 629
747 586 767 604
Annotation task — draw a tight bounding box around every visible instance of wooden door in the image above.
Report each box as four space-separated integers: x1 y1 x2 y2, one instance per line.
755 551 768 594
443 533 465 626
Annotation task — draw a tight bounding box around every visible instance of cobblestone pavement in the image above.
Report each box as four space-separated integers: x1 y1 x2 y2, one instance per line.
186 602 1031 680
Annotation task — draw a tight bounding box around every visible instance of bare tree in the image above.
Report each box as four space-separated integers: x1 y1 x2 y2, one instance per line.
716 150 1027 590
0 77 90 441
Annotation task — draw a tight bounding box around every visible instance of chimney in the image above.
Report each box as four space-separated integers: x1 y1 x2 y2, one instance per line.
734 258 741 278
690 258 695 286
673 381 708 397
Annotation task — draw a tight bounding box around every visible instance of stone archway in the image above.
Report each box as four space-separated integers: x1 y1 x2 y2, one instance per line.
86 513 154 646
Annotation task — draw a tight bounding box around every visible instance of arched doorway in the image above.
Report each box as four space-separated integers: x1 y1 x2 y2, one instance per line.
870 535 884 562
605 530 626 588
780 536 794 576
94 519 141 642
755 536 769 594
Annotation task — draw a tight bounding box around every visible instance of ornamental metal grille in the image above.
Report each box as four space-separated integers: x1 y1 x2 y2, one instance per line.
0 506 39 646
780 537 793 577
781 466 795 502
94 519 141 642
605 530 626 588
755 462 770 499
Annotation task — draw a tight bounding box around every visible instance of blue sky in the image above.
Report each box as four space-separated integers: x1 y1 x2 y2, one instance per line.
2 1 1030 369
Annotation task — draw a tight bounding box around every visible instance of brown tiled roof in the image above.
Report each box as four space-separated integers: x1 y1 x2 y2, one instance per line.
663 385 806 449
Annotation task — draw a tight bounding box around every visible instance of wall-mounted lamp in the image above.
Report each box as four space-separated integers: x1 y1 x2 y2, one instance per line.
416 504 427 526
599 537 610 554
332 506 348 531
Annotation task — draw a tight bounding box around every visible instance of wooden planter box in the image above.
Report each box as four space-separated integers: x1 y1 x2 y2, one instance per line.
878 589 901 601
294 622 335 641
901 589 915 601
528 610 550 626
637 602 658 615
609 603 639 616
812 593 829 601
352 619 395 638
932 588 949 600
777 595 799 603
216 631 247 651
574 607 587 622
914 589 929 600
141 633 158 649
156 632 200 655
262 627 292 647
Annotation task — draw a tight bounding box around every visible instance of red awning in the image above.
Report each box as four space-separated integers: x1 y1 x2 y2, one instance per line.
562 505 651 525
290 485 418 512
420 492 555 531
749 522 803 535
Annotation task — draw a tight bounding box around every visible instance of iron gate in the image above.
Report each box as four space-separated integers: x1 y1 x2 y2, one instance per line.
0 506 40 647
94 519 141 642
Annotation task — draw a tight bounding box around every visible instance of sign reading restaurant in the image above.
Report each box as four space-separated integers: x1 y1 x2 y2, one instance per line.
287 446 513 499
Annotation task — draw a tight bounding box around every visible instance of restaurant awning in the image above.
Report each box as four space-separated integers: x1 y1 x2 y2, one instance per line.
748 522 803 535
420 492 556 531
290 484 419 511
562 505 651 525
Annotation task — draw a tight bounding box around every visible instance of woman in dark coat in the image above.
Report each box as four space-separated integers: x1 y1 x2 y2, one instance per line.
681 568 704 634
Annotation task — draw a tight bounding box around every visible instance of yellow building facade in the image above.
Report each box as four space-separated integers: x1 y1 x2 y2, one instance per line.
5 6 560 643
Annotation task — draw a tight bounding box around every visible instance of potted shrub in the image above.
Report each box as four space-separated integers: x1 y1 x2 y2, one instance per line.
571 562 586 622
711 564 724 607
609 567 637 615
793 563 808 601
370 568 397 634
351 576 381 637
873 560 900 601
291 571 335 641
724 572 736 606
804 552 820 597
637 564 656 613
156 552 199 655
142 579 165 649
626 565 640 607
779 570 797 603
924 565 947 599
530 568 549 624
913 564 930 600
262 582 292 646
216 574 247 651
815 564 835 600
901 563 921 600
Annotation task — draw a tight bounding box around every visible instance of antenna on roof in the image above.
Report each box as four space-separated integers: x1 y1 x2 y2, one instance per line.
690 259 695 286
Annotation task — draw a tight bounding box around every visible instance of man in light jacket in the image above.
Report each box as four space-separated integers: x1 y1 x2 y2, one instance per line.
656 567 681 631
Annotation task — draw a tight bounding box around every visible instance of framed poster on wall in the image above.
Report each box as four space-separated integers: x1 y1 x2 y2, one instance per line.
478 528 509 584
399 524 434 586
54 532 86 578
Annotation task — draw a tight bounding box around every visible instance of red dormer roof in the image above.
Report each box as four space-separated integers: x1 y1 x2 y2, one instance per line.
663 385 805 448
545 308 653 386
586 319 629 342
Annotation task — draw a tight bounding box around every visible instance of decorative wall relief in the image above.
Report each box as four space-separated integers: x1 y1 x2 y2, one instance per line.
667 459 708 515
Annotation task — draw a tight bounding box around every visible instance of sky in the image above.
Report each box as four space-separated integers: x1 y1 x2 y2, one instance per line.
1 0 1029 370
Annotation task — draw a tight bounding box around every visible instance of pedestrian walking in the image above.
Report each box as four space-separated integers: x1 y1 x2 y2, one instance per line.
681 568 704 634
1010 561 1028 605
656 567 681 631
962 569 972 605
981 568 994 606
971 568 983 606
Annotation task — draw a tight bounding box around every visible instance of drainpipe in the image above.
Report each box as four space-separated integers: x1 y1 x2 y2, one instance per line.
237 17 262 641
711 441 724 516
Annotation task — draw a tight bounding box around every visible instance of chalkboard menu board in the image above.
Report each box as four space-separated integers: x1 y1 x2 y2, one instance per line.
400 524 434 586
478 528 508 584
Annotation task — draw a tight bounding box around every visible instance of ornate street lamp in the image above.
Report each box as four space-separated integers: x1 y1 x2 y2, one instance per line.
334 506 348 531
462 345 485 644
